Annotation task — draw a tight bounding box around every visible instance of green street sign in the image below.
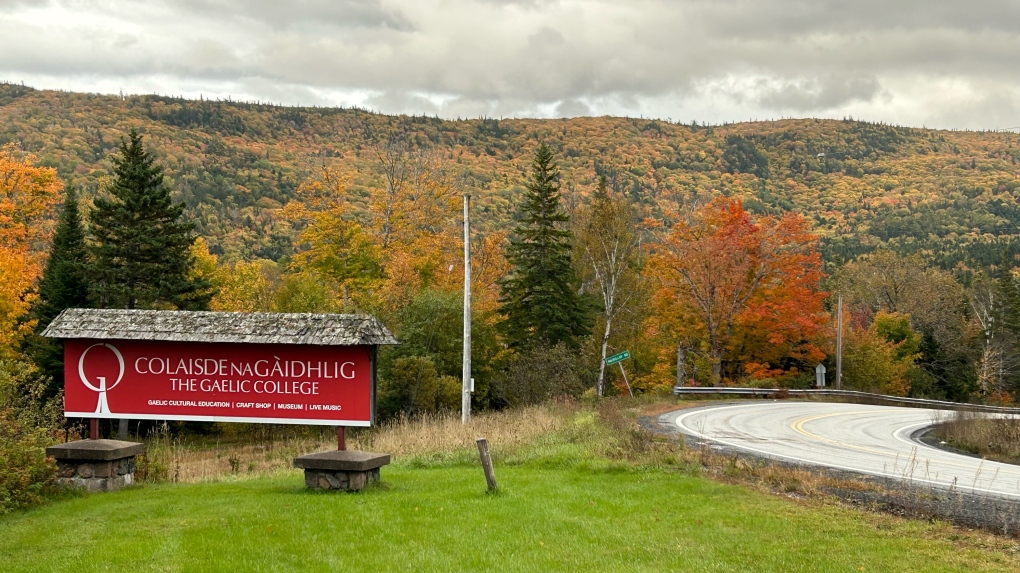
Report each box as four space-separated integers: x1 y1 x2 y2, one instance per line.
605 350 631 365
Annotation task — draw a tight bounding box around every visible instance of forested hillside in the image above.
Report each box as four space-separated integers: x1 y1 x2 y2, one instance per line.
7 76 1020 491
4 82 1020 273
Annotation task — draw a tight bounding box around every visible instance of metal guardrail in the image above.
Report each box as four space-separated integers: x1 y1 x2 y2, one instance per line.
672 386 1020 415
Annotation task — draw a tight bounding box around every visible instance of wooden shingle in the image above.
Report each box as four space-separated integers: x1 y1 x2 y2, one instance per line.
42 309 399 346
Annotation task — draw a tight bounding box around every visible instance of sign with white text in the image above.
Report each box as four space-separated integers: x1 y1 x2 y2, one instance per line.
605 350 631 366
64 339 374 426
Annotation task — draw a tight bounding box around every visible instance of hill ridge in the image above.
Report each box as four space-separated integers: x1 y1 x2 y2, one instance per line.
4 83 1019 273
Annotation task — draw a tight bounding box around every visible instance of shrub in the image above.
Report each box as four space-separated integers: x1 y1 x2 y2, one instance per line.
489 342 590 407
0 360 61 513
0 359 63 430
382 288 505 409
378 355 460 419
0 408 57 514
842 322 912 396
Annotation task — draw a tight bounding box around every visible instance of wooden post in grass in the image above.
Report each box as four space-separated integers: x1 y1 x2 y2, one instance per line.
89 418 98 440
475 437 497 492
337 426 346 451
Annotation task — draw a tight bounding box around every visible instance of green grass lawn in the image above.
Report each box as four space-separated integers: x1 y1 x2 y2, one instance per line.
1 462 1015 572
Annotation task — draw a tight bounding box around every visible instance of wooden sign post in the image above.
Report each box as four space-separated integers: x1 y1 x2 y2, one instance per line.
605 351 634 398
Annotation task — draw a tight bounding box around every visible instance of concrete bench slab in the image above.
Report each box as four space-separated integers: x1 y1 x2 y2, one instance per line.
293 451 390 472
46 439 145 461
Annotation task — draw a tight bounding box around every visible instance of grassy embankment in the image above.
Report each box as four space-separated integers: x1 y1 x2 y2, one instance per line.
2 400 1018 572
933 411 1020 465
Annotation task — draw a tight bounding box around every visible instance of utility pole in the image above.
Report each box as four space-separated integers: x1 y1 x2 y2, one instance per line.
836 294 843 389
462 194 472 424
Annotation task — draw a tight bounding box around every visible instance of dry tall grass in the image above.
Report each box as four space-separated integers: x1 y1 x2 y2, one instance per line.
933 411 1020 464
140 401 576 483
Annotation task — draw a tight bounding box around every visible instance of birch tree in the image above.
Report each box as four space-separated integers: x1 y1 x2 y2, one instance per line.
575 176 641 396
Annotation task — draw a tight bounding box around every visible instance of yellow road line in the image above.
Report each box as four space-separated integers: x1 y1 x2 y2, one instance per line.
789 411 891 456
789 410 1020 480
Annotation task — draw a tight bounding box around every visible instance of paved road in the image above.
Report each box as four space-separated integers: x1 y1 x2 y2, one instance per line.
665 401 1020 499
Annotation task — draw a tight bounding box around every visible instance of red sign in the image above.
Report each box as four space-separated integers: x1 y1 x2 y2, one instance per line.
64 339 374 426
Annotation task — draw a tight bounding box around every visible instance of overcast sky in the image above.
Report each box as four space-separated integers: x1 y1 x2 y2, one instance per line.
2 0 1019 129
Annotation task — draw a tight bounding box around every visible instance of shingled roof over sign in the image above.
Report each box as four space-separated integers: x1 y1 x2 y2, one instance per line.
42 309 399 346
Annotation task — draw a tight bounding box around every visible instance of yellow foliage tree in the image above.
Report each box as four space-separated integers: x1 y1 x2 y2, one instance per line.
189 237 219 285
287 155 467 317
368 146 463 316
0 145 62 354
842 311 919 396
371 145 457 249
211 259 279 312
281 165 383 310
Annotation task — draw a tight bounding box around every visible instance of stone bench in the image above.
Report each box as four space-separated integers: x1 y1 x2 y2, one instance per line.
46 439 145 492
293 451 390 491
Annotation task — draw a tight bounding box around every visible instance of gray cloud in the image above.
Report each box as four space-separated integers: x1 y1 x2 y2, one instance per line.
755 76 884 112
1 0 1018 128
365 90 442 116
174 0 414 31
553 98 592 118
0 0 52 7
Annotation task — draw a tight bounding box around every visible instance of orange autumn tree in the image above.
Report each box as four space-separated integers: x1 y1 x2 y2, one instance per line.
368 145 461 314
648 198 828 386
0 144 62 354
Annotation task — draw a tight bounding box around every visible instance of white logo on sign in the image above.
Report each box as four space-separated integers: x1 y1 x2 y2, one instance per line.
78 343 125 415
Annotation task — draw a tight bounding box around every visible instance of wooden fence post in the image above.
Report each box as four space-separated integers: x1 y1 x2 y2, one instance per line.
475 437 497 492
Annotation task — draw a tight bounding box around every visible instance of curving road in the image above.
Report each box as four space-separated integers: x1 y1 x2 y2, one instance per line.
664 401 1020 499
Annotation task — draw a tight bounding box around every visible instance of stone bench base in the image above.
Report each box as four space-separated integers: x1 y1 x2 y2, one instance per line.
293 451 390 492
304 467 381 491
46 439 145 493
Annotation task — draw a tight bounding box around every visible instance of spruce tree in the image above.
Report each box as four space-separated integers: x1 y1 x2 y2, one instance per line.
23 184 91 397
994 255 1020 394
996 253 1020 336
90 129 212 310
498 143 592 348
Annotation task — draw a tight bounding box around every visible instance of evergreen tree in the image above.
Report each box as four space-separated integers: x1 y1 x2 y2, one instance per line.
23 184 91 397
996 253 1020 336
498 143 592 348
90 130 212 310
994 256 1020 394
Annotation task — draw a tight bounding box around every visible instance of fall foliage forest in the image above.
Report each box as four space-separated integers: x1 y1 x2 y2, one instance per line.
5 82 1020 417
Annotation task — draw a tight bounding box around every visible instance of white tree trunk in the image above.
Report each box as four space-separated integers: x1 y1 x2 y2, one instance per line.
597 317 612 396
